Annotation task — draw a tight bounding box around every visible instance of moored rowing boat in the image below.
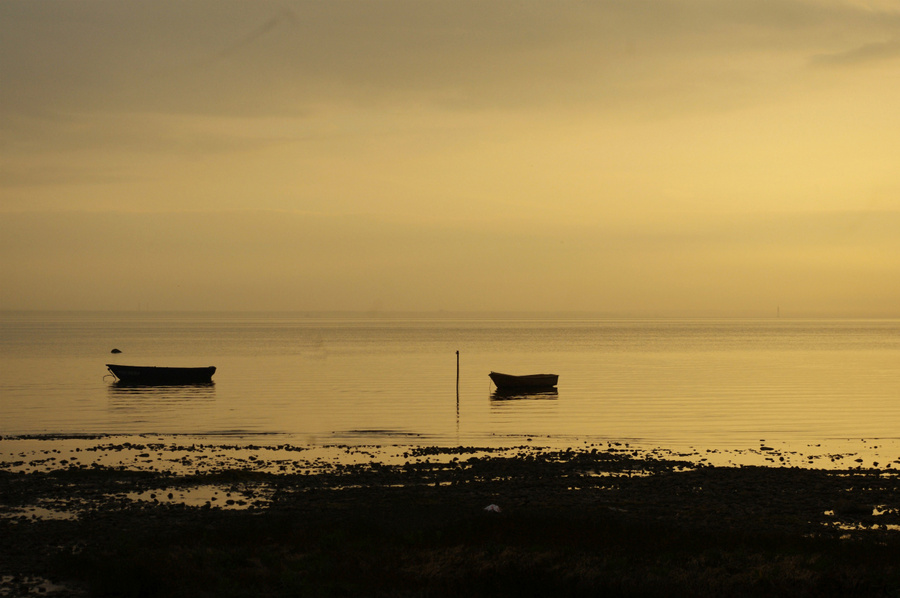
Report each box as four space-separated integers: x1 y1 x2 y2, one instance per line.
488 371 558 390
106 364 216 385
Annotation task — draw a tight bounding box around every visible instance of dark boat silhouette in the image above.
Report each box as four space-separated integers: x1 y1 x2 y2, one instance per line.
489 371 558 391
106 364 216 385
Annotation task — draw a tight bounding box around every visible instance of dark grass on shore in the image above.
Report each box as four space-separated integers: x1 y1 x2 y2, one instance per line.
5 448 900 597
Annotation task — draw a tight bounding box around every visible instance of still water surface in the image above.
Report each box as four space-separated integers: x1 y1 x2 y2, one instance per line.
2 312 900 457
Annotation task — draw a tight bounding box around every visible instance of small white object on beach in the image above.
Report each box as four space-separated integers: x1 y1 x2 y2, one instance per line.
483 504 502 513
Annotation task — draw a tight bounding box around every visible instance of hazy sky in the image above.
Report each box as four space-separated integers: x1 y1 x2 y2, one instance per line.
3 0 900 315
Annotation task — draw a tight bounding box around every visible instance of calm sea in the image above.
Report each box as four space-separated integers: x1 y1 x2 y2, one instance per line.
3 312 900 460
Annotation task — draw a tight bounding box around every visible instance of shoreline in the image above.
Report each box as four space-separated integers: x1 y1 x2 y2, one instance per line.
3 433 899 474
4 441 900 596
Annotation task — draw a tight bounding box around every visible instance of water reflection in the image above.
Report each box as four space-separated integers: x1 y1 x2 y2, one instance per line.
490 388 559 401
108 382 216 402
103 382 217 434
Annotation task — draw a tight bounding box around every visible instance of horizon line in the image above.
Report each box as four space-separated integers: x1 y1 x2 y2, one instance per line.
2 309 900 320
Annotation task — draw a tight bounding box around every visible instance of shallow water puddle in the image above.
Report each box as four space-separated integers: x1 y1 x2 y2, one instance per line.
0 487 273 522
826 521 900 534
124 484 273 509
822 505 900 534
0 503 78 522
577 469 657 478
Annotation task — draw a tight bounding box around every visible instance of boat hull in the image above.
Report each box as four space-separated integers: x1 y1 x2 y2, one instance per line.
106 364 216 385
489 371 558 391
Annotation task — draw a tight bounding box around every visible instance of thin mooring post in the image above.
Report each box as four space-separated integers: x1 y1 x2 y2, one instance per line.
455 351 460 435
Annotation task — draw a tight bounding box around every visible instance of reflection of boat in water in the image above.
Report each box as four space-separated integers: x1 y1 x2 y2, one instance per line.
491 387 559 401
106 364 216 385
107 379 216 416
489 371 558 391
108 381 216 399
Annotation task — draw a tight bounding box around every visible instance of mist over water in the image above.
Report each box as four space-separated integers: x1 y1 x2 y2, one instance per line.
2 312 900 458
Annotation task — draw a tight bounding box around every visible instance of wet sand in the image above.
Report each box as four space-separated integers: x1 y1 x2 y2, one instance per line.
3 439 900 596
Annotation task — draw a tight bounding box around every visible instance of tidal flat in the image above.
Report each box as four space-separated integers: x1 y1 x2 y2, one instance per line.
3 439 900 597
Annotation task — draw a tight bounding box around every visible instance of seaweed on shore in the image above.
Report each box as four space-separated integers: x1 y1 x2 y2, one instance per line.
5 448 900 597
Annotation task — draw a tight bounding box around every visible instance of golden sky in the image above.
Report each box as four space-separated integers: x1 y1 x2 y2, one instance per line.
3 0 900 315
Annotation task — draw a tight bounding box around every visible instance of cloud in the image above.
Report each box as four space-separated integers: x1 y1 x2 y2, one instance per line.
4 0 900 121
810 37 900 66
203 6 301 66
